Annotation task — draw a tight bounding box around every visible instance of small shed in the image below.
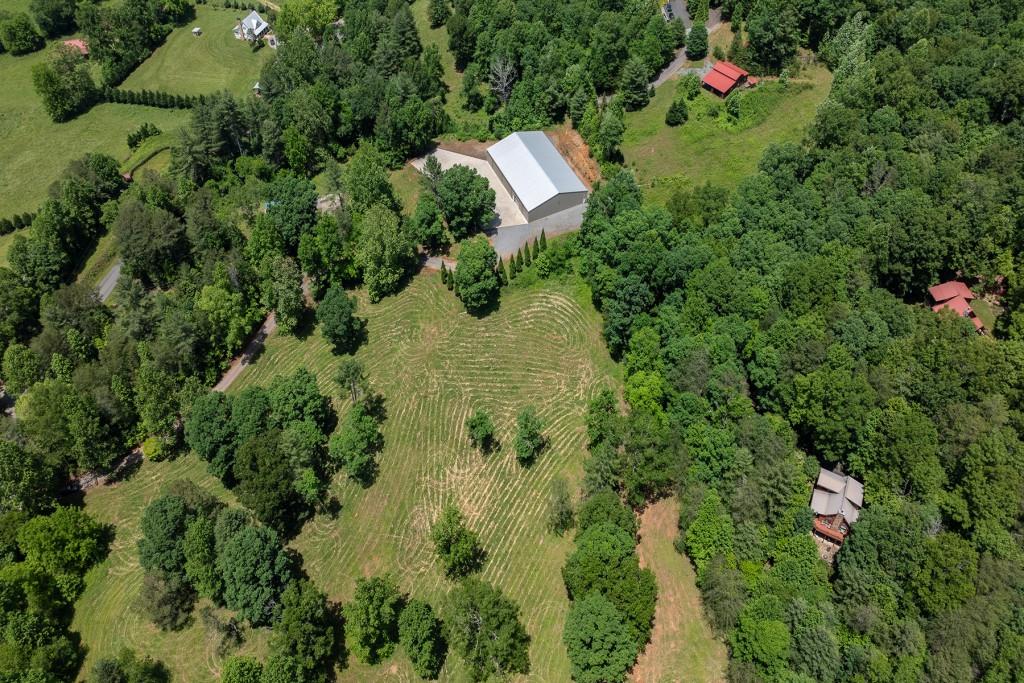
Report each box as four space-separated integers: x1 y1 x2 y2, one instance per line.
702 60 748 97
252 81 262 97
63 39 89 57
486 131 589 222
192 27 202 37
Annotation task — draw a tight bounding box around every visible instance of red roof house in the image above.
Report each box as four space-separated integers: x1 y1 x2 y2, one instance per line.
63 39 89 56
928 280 974 303
702 60 749 97
929 281 984 332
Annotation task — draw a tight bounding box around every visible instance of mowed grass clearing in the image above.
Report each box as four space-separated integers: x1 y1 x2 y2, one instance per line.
0 45 189 216
121 6 272 98
622 64 832 203
410 0 489 139
630 498 727 683
72 455 271 681
231 274 620 681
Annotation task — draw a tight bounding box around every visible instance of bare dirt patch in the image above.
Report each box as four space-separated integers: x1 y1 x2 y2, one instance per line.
436 138 492 159
631 497 727 683
547 124 601 188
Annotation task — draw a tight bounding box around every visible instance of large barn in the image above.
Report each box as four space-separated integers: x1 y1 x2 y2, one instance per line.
486 132 589 222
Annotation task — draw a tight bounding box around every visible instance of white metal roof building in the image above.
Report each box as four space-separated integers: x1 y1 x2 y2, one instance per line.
486 132 588 222
235 11 270 40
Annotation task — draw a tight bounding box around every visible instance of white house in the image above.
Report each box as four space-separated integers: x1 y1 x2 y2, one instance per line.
234 11 270 41
486 132 589 222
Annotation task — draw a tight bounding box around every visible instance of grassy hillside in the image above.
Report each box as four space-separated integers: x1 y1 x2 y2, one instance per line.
73 274 621 680
410 0 489 139
72 456 271 681
622 64 832 203
121 6 272 98
0 44 188 216
233 274 619 680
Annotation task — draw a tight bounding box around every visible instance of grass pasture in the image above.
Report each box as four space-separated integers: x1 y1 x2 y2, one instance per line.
231 274 620 680
0 45 188 216
72 455 271 681
622 64 832 204
121 6 273 98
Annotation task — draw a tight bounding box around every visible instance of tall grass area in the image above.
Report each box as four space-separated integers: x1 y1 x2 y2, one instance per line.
410 0 490 139
232 274 619 681
622 64 832 204
121 6 273 97
72 456 271 681
0 45 188 216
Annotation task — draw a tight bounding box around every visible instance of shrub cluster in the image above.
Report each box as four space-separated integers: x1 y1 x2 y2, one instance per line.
0 211 37 236
127 122 162 150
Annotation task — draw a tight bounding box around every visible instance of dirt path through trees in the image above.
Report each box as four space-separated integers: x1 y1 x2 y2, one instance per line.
631 497 727 683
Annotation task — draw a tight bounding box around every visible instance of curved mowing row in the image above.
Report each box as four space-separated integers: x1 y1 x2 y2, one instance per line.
235 275 620 681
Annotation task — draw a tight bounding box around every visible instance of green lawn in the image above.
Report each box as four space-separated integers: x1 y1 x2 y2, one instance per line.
238 274 618 681
410 0 490 139
121 6 272 98
622 64 832 204
73 455 270 681
72 274 622 681
0 45 189 216
0 231 18 269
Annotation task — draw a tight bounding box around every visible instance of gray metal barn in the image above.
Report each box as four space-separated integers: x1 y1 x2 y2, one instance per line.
486 132 589 222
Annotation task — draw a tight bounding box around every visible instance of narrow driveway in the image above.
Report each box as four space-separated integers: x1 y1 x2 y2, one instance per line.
97 260 122 303
653 7 724 88
213 313 277 392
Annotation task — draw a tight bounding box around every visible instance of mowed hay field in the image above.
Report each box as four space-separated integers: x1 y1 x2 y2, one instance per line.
0 46 189 216
622 64 832 203
72 456 271 681
233 274 620 681
121 6 273 98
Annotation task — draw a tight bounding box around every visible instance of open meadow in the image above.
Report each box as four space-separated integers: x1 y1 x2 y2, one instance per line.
622 63 832 203
121 5 273 98
72 456 270 681
74 273 624 680
0 47 188 217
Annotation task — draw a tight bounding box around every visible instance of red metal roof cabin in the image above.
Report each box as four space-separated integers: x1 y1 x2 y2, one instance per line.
928 281 984 332
702 60 749 97
928 280 974 304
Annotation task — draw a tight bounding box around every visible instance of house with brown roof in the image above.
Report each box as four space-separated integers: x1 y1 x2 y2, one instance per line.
810 468 862 545
702 60 749 97
929 280 983 332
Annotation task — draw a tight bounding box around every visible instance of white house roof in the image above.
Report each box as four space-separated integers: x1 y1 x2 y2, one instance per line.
241 11 269 35
487 132 587 212
811 468 863 524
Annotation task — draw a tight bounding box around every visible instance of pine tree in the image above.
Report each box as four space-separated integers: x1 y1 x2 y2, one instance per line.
618 56 651 111
497 259 508 286
440 262 448 285
530 239 539 261
539 230 547 251
515 248 524 270
523 243 533 267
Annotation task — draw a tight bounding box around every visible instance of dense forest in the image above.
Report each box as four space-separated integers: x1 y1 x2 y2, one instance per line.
570 1 1024 681
2 0 1024 680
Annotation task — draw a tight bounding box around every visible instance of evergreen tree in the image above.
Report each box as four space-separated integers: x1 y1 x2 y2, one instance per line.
530 239 539 261
686 23 708 60
618 57 651 111
440 262 448 285
665 96 689 126
539 230 547 251
427 0 450 28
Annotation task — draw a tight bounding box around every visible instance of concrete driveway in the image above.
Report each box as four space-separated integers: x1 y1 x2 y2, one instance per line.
411 149 526 228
